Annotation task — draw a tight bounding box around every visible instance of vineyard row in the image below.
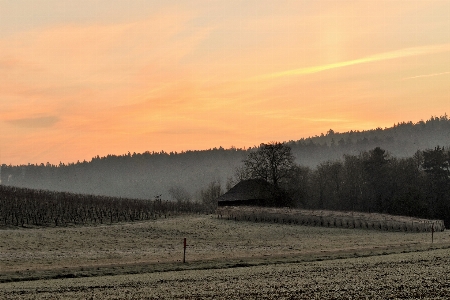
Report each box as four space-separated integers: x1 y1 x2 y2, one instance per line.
0 186 206 227
216 206 445 232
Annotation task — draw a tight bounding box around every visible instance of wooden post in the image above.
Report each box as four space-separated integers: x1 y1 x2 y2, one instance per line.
183 238 187 263
432 223 434 244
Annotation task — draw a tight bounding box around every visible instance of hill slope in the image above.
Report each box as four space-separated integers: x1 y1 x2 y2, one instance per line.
2 115 449 200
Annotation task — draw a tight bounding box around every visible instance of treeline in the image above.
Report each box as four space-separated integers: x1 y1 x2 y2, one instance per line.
0 186 206 227
1 114 449 200
283 146 450 226
0 147 247 200
289 114 450 165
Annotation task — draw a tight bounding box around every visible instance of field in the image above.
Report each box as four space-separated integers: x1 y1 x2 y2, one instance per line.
1 214 450 298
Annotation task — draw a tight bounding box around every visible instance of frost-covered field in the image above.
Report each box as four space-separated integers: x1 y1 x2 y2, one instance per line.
1 214 450 298
2 248 450 299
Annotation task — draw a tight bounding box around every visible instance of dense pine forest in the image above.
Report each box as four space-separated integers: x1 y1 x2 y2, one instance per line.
2 115 448 201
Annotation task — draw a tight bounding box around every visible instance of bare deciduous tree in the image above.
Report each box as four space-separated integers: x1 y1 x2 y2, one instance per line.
200 181 222 212
168 186 191 203
241 142 295 188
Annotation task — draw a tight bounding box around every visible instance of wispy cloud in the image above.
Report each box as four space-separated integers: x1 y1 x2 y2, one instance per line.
300 118 350 123
402 71 450 80
254 43 450 80
6 116 59 128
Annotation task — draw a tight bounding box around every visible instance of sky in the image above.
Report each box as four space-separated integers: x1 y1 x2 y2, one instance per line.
1 0 449 165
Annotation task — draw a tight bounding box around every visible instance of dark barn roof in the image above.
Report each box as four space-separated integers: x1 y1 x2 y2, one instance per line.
217 179 279 207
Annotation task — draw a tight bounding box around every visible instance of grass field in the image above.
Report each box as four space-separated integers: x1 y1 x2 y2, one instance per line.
1 214 450 298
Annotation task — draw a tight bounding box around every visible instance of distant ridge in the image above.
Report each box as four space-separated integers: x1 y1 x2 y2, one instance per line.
2 114 449 200
289 114 450 166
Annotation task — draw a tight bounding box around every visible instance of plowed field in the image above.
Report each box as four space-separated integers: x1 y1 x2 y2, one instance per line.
1 215 449 299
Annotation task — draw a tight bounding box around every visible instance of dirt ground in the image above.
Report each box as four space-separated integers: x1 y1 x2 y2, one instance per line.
1 248 450 299
1 214 450 297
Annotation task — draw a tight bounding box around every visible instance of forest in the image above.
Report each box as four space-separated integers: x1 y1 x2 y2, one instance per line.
1 115 449 201
282 146 450 227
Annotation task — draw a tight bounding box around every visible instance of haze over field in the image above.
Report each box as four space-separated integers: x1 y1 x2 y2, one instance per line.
1 1 450 165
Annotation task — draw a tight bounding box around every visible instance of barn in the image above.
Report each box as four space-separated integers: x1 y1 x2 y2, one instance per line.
217 178 286 207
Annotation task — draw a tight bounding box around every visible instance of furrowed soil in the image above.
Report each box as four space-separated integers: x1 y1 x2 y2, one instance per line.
1 215 450 299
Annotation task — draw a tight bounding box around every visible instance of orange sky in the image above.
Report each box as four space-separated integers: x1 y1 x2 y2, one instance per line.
1 1 450 165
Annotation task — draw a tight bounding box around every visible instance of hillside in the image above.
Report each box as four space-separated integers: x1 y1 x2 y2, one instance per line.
1 115 449 200
290 114 450 166
0 185 204 228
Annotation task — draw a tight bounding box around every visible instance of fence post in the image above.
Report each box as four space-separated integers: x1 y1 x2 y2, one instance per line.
183 238 187 263
432 223 434 244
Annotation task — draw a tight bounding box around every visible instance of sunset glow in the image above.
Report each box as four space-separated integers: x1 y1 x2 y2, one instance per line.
1 1 450 165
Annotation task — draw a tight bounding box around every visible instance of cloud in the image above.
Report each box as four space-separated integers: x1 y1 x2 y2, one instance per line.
0 8 206 100
0 56 21 70
300 118 351 123
152 126 231 136
254 43 450 80
6 116 59 128
402 71 450 80
0 8 213 137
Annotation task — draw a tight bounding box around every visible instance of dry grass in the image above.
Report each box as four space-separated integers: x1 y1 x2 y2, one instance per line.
1 214 449 284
